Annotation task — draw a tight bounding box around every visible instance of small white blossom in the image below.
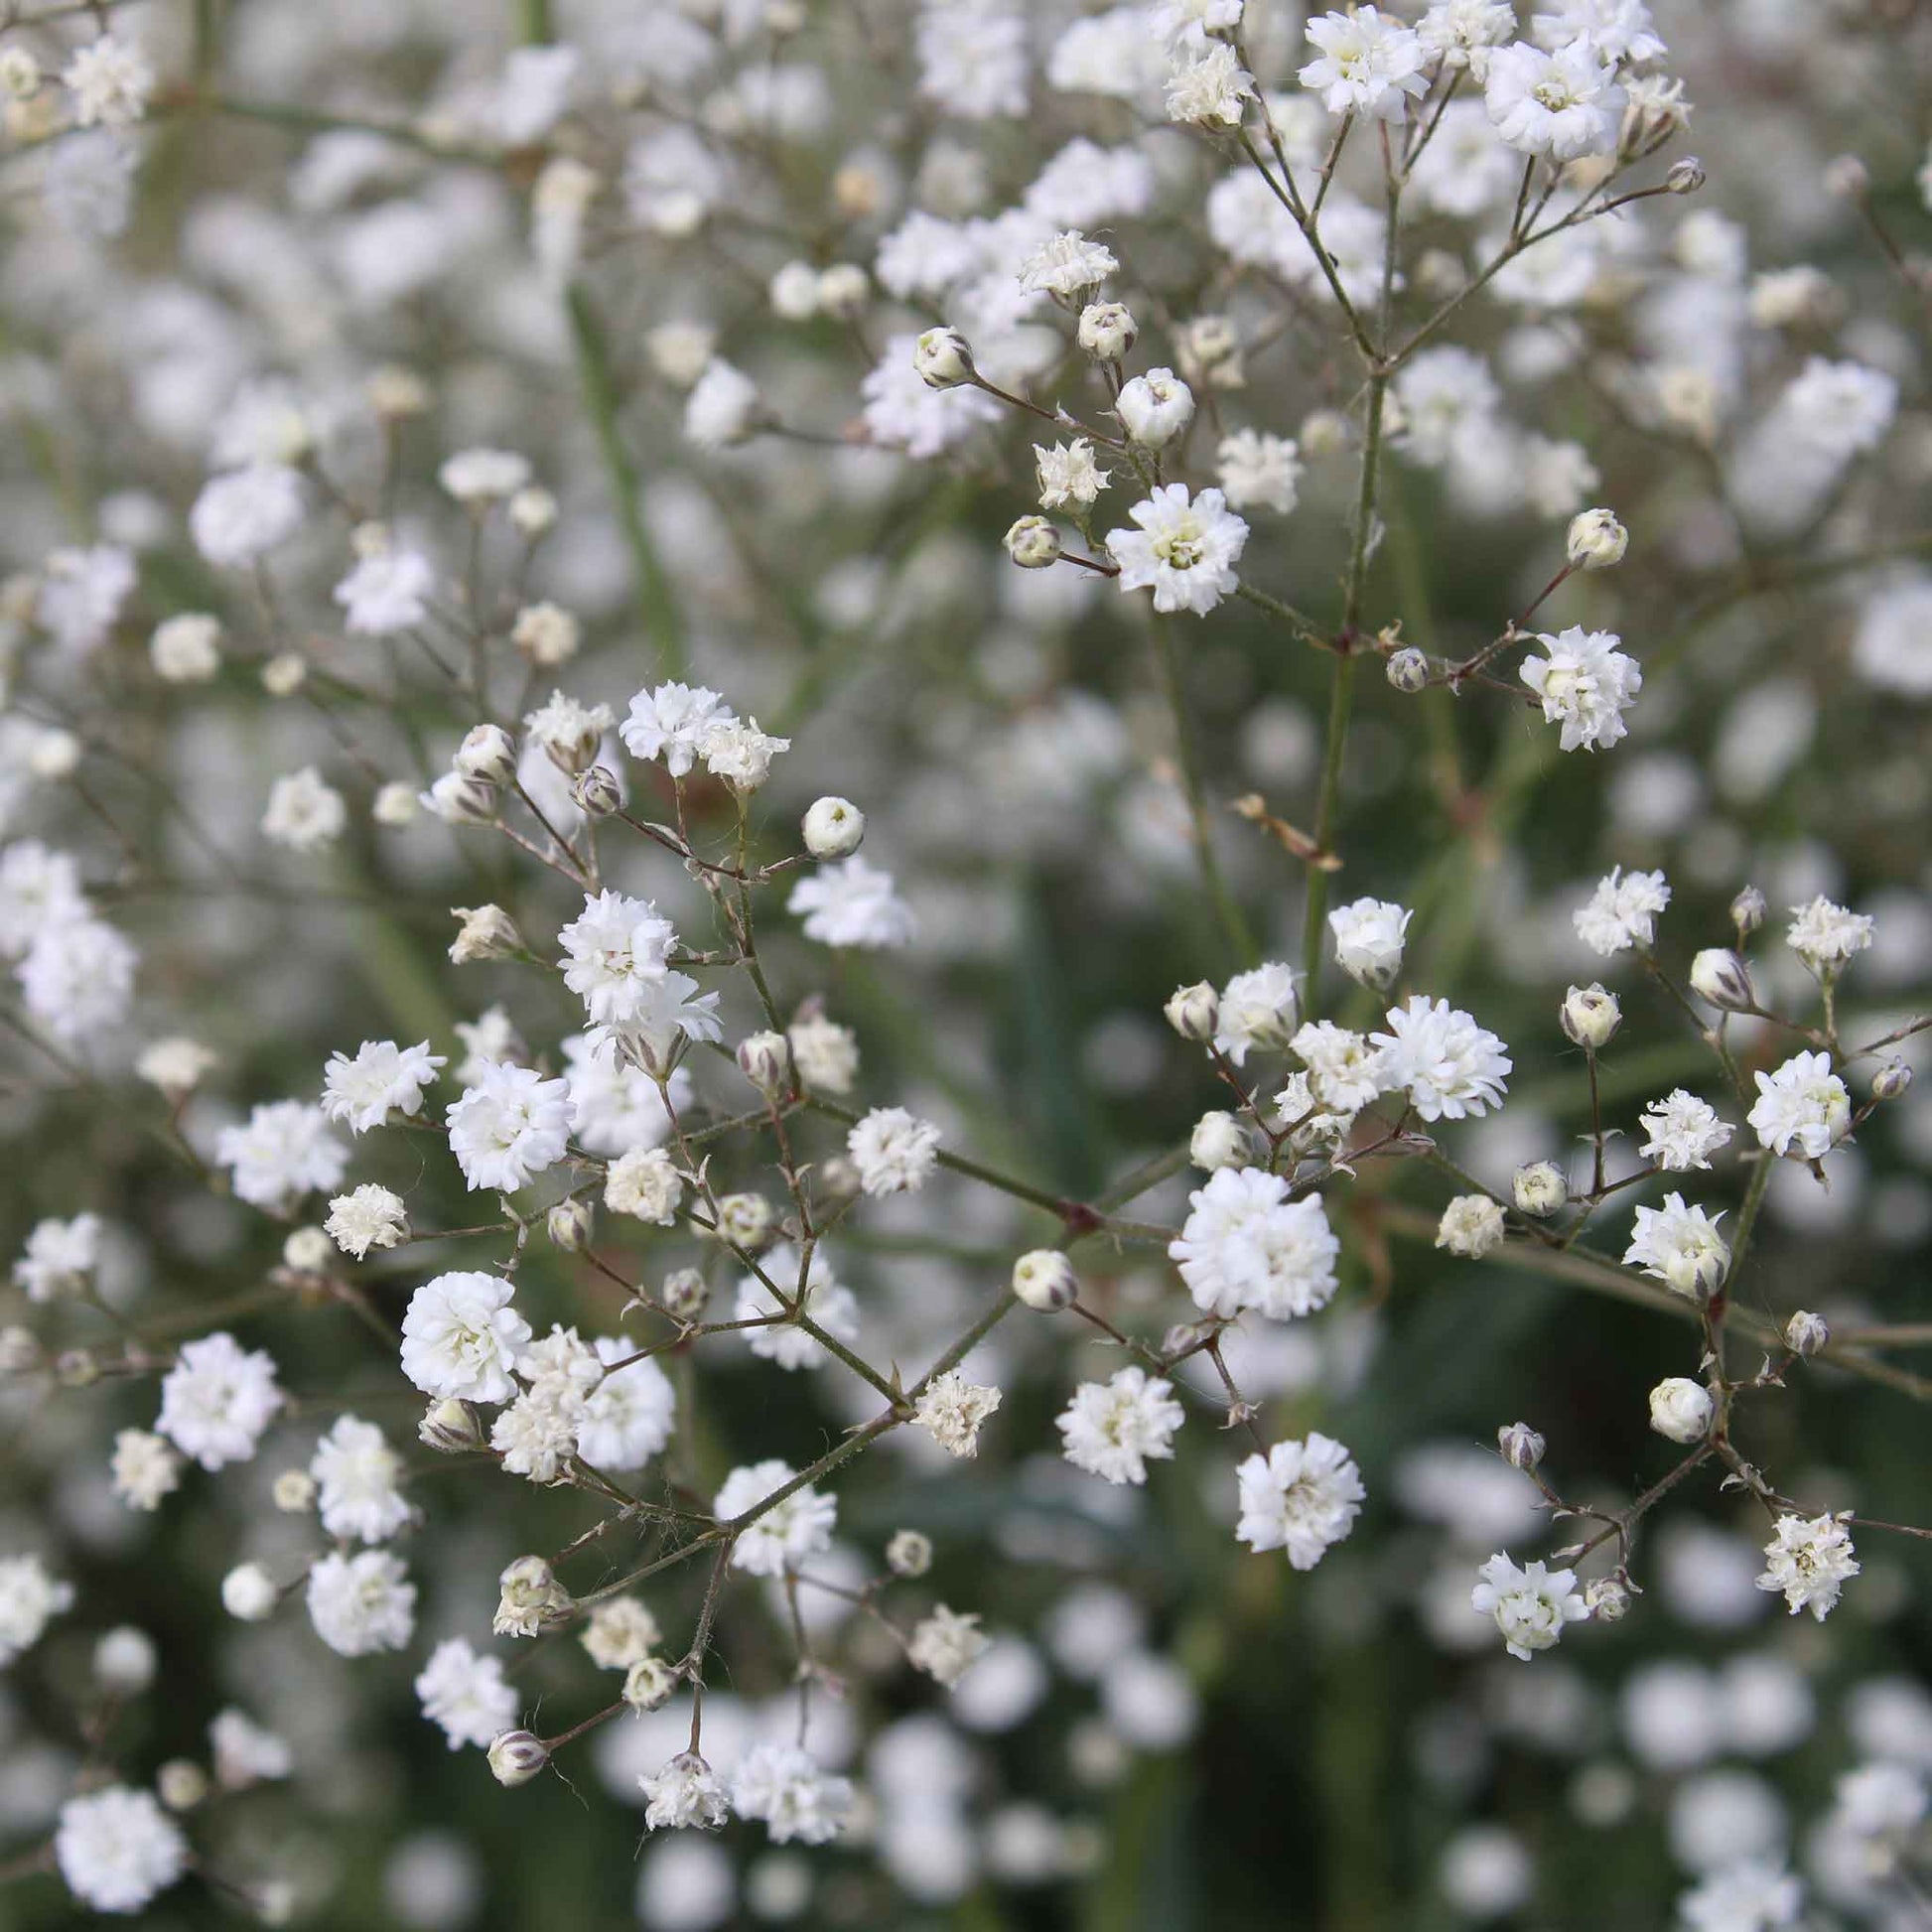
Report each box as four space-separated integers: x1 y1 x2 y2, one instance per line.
0 1554 73 1663
306 1549 416 1656
641 1751 730 1832
1485 39 1625 160
1648 1376 1715 1444
415 1638 519 1751
788 857 916 949
1299 8 1429 122
908 1603 990 1687
326 1183 409 1258
1328 897 1412 990
1755 1513 1859 1621
1471 1552 1588 1660
400 1271 531 1403
1057 1366 1185 1485
1574 866 1671 956
915 1371 1003 1457
1624 1193 1730 1301
310 1415 410 1543
1748 1051 1851 1161
1520 626 1642 751
262 767 347 852
110 1429 181 1511
1371 996 1512 1121
446 1059 573 1192
713 1460 836 1577
1438 1194 1507 1258
1637 1092 1734 1173
55 1787 186 1915
1170 1167 1340 1319
731 1741 855 1846
155 1332 283 1470
1165 42 1255 125
1214 961 1302 1063
1235 1434 1365 1569
1216 430 1303 513
1785 897 1872 978
322 1038 445 1133
13 1212 101 1303
847 1106 943 1195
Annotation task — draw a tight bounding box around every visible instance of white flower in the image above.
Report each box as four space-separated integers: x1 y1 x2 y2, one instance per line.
847 1106 943 1195
1291 1020 1385 1114
1214 961 1302 1062
1484 39 1625 160
1328 897 1412 990
262 767 347 852
55 1787 186 1915
156 1332 283 1469
333 547 435 634
582 1596 660 1671
621 682 736 776
1785 897 1872 977
789 1015 860 1094
1625 1193 1730 1301
306 1549 416 1656
190 466 306 568
439 449 531 504
1747 1051 1851 1161
17 915 138 1045
1165 42 1255 125
1833 1762 1928 1848
1520 626 1642 751
735 1244 862 1372
110 1429 181 1510
1853 577 1932 695
38 543 134 654
641 1751 730 1832
399 1271 531 1403
1471 1552 1588 1660
310 1415 410 1543
562 1034 687 1154
62 34 154 128
1153 0 1245 51
1649 1376 1715 1444
1216 430 1303 513
860 334 1002 457
559 890 678 1028
415 1637 519 1751
1532 0 1665 66
1058 1367 1185 1484
684 359 762 449
605 1146 684 1224
215 1099 346 1213
908 1603 990 1687
1115 368 1196 450
701 718 790 791
1018 230 1119 296
731 1741 855 1846
446 1059 573 1192
326 1183 409 1258
1754 1513 1859 1621
789 857 916 949
0 1554 73 1663
1170 1167 1340 1319
13 1211 101 1303
914 1371 1003 1457
1234 1434 1365 1569
1035 438 1110 508
1419 0 1516 69
1638 1092 1734 1173
1299 8 1429 122
715 1460 837 1576
150 613 221 682
1371 995 1512 1121
589 980 724 1084
577 1335 677 1470
1677 1860 1803 1932
1574 866 1671 956
322 1038 445 1133
1437 1194 1506 1258
0 841 89 959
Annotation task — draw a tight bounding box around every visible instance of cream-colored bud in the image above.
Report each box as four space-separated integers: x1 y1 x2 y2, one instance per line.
1012 1249 1076 1311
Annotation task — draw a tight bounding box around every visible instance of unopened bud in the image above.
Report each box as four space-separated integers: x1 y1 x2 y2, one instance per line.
158 1760 209 1811
1386 646 1430 693
272 1470 316 1514
1561 983 1622 1049
1004 515 1062 569
509 486 558 537
570 766 621 817
1665 156 1706 196
1730 886 1766 936
737 1030 792 1097
424 771 498 827
1164 981 1219 1042
449 903 522 964
1512 1162 1568 1217
419 1398 485 1454
1566 507 1628 570
1823 154 1869 201
372 780 418 827
1689 947 1754 1013
658 1267 708 1320
1784 1310 1830 1357
282 1226 331 1275
487 1730 549 1788
802 795 865 860
1189 1110 1255 1173
712 1192 775 1253
1077 300 1137 361
887 1529 933 1578
547 1198 594 1252
1585 1576 1631 1622
622 1657 679 1713
56 1348 98 1388
1871 1061 1912 1102
494 1556 572 1638
912 326 975 388
1012 1248 1077 1311
455 724 518 785
1497 1422 1546 1471
221 1564 279 1622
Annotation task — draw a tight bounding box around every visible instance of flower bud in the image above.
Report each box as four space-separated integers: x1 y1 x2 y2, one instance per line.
1871 1061 1912 1102
449 903 522 964
1004 515 1062 569
814 1156 863 1201
422 771 499 827
158 1760 209 1812
1647 1376 1715 1444
737 1030 792 1096
1077 301 1137 361
455 724 518 785
1512 1162 1568 1217
494 1556 572 1638
1164 981 1219 1042
1566 507 1628 570
622 1656 679 1713
1189 1109 1255 1173
570 765 621 818
1386 647 1430 693
1497 1422 1546 1471
1823 154 1868 200
887 1529 933 1578
713 1192 775 1253
1688 948 1754 1013
547 1198 594 1252
262 653 307 697
659 1267 708 1320
802 795 865 860
487 1730 550 1788
93 1626 157 1695
372 780 419 827
418 1397 485 1454
509 486 558 536
1585 1576 1631 1622
282 1226 331 1274
912 327 975 388
1012 1248 1077 1311
1115 367 1194 449
56 1348 98 1388
1665 156 1706 195
0 1325 41 1374
817 263 870 319
1784 1310 1830 1358
1730 886 1766 936
221 1563 279 1622
272 1470 316 1513
1561 983 1622 1049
